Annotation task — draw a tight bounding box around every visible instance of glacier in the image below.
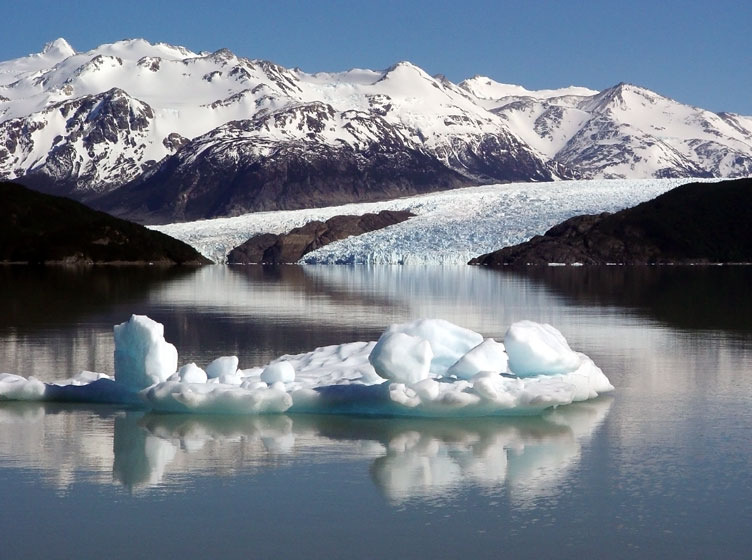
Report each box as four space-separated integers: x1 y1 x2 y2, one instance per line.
153 177 710 264
0 315 613 416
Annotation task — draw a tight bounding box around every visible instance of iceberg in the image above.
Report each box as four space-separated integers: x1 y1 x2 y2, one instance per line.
0 373 46 401
447 338 509 379
0 315 613 416
205 356 239 380
504 320 581 376
114 315 178 391
369 331 433 384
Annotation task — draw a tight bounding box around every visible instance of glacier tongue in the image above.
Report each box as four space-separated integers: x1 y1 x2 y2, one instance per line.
153 177 702 264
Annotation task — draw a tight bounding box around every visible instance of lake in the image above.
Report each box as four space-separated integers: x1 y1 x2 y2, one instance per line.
1 265 751 559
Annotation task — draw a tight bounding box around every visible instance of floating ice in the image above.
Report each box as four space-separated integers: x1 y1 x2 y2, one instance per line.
205 356 239 379
0 373 46 401
0 316 613 416
369 331 433 384
447 338 509 379
504 320 581 377
383 319 484 374
114 315 178 391
142 382 292 414
260 361 295 384
175 363 208 384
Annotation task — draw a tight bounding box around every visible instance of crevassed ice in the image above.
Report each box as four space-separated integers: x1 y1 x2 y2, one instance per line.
152 178 696 264
0 315 613 416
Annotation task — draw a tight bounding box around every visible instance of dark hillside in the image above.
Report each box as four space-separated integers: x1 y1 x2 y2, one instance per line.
0 181 209 264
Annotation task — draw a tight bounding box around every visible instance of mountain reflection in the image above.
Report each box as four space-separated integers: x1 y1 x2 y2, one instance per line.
0 398 611 504
504 266 752 334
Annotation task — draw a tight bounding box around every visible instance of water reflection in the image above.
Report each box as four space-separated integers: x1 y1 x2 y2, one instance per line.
0 397 612 504
504 266 752 334
0 402 117 491
0 266 195 332
0 265 575 380
2 266 750 558
4 266 751 363
368 398 611 505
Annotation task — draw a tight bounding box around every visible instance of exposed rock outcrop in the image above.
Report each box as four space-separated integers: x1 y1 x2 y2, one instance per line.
228 210 414 264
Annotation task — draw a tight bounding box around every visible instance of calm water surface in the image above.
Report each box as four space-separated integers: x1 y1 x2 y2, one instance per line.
1 265 751 559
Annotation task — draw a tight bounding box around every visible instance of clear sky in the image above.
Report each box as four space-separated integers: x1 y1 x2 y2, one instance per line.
2 0 751 114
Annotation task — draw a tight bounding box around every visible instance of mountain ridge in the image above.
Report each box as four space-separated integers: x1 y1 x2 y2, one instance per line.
2 38 751 223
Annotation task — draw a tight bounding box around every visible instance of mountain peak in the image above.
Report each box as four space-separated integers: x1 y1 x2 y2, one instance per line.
377 61 435 87
582 81 663 113
380 60 426 77
41 38 75 58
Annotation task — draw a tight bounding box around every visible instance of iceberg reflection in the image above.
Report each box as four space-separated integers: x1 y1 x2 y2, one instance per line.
367 398 612 504
1 397 611 502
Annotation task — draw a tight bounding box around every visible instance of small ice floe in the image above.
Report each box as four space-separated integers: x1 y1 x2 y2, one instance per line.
0 315 613 416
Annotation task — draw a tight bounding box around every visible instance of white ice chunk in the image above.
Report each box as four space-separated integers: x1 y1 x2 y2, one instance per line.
219 372 243 386
0 373 46 401
389 383 421 408
410 378 441 401
260 361 296 384
205 356 239 379
470 371 517 407
114 315 178 391
142 381 293 414
554 353 614 400
369 331 433 384
384 319 483 374
447 338 509 379
178 363 208 384
242 380 270 391
504 321 581 377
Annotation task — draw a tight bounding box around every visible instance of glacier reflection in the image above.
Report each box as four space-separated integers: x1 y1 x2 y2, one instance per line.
0 397 611 503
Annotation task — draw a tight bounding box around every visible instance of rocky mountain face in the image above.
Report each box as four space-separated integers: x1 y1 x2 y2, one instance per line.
469 178 752 265
2 38 751 223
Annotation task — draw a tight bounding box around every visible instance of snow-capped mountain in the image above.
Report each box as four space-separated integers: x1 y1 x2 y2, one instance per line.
487 80 752 179
1 39 751 222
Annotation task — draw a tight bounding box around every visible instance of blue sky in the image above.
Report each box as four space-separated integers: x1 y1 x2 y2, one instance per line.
3 0 751 114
